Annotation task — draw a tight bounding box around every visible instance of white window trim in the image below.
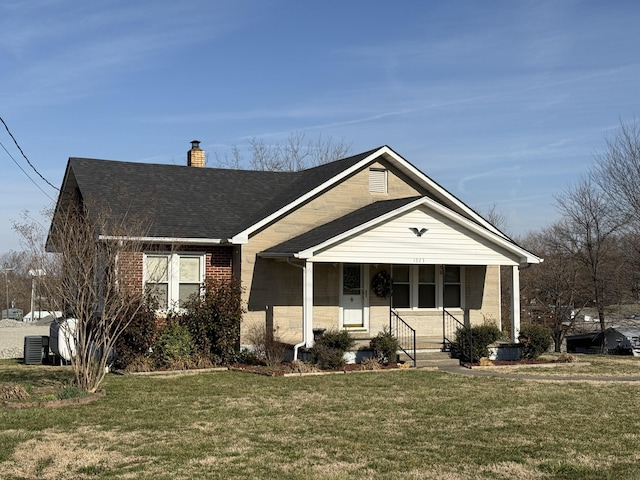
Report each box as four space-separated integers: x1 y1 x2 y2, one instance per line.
392 264 465 311
143 252 206 311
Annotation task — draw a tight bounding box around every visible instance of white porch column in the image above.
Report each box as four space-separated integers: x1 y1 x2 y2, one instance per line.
510 265 521 342
303 261 314 348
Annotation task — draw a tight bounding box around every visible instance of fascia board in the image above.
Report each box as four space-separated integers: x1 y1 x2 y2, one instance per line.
230 144 512 246
417 198 542 264
379 147 507 239
230 147 388 243
298 196 542 264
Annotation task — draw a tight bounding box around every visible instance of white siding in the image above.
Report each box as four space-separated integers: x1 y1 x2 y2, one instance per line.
308 206 521 265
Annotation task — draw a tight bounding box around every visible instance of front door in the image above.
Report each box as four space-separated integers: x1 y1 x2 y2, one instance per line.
342 264 365 328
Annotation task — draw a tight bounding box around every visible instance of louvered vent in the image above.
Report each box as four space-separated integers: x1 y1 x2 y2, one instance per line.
369 168 387 193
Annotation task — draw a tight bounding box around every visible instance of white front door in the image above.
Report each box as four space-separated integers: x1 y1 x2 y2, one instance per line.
342 264 366 328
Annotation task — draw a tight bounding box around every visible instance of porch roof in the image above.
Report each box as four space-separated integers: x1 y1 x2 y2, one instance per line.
261 196 421 256
260 196 542 266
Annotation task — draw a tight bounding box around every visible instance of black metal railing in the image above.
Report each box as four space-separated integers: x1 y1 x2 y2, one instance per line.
390 309 416 367
443 309 472 368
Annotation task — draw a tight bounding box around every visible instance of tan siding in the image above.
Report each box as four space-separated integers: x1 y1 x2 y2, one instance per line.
240 162 423 344
467 265 501 327
239 159 504 345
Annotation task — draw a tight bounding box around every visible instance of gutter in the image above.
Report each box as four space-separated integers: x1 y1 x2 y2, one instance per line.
286 257 307 361
98 235 231 245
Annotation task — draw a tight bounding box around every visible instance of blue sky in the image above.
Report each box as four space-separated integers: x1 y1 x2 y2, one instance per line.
1 0 639 253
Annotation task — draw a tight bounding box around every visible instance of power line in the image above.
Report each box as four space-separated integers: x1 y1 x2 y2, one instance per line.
0 115 59 192
0 139 56 201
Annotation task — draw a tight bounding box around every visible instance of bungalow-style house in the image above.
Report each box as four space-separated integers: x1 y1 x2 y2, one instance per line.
51 142 542 361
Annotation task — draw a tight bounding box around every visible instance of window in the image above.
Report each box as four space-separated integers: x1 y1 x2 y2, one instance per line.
391 265 410 308
391 264 463 310
144 253 205 309
443 266 461 308
369 168 387 193
418 265 436 308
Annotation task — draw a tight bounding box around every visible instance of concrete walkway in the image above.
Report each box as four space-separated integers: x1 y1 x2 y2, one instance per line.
437 364 640 382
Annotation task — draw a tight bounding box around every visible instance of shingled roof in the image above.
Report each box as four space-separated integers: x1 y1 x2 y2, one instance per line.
261 196 423 256
56 147 381 240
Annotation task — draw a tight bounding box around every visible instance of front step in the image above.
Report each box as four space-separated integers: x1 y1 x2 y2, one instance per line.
399 351 460 369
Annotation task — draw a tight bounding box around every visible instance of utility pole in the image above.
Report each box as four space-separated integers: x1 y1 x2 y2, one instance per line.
28 269 46 322
1 267 14 320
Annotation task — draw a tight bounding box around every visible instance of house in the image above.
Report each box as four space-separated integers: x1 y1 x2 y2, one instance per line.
566 324 640 356
605 326 640 356
50 142 542 361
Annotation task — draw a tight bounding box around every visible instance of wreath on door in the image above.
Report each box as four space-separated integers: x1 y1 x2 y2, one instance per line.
371 270 391 298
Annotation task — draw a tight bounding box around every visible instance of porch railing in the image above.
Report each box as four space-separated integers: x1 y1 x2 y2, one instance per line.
390 309 416 367
443 308 472 368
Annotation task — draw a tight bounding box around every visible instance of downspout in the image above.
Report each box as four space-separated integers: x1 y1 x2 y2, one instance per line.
287 258 307 361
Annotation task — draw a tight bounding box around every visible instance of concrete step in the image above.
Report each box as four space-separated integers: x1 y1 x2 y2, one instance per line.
399 351 460 369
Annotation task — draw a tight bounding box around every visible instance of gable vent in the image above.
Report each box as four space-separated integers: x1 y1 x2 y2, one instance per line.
369 168 387 194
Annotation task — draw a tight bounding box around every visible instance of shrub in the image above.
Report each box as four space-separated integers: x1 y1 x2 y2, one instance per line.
153 320 194 369
180 278 244 365
311 329 355 370
316 329 355 351
369 327 400 365
453 322 502 363
246 323 287 367
519 324 553 360
311 343 348 370
113 297 159 370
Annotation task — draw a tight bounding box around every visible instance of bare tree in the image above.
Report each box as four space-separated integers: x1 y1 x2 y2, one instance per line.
592 119 640 298
483 203 510 236
14 203 153 393
554 177 626 348
592 119 640 222
520 224 591 351
213 132 351 171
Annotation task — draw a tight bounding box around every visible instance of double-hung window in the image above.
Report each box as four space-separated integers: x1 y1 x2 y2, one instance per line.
443 266 462 308
144 253 205 310
391 264 462 310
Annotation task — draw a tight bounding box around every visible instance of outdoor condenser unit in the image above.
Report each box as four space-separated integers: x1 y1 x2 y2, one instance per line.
23 335 45 365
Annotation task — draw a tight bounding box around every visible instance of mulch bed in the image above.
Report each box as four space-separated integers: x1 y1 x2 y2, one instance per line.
228 362 404 377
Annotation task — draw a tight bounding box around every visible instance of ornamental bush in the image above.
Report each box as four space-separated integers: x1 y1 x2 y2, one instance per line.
369 327 400 365
113 296 159 370
153 319 194 369
311 329 355 370
453 322 502 363
180 278 244 365
519 324 553 359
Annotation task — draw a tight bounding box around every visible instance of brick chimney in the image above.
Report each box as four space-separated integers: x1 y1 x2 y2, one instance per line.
187 140 205 167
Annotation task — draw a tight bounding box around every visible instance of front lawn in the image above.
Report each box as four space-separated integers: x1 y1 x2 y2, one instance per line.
1 359 639 479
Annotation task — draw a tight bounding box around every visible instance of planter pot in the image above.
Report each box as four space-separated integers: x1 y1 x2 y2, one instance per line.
488 343 522 361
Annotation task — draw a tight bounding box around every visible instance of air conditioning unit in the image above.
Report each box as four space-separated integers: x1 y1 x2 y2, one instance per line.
23 335 45 365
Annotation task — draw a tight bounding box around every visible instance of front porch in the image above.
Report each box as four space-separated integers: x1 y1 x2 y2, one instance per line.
254 196 539 362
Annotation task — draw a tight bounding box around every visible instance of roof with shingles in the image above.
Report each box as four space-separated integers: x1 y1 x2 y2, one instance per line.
59 148 380 240
261 196 423 255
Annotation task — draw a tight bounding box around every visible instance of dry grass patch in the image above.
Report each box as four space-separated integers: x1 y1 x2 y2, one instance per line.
0 428 155 480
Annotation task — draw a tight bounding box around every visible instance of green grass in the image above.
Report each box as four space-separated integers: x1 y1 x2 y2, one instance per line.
1 358 640 479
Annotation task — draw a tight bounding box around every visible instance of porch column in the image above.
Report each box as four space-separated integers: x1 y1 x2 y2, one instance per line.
510 265 521 342
303 260 314 348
